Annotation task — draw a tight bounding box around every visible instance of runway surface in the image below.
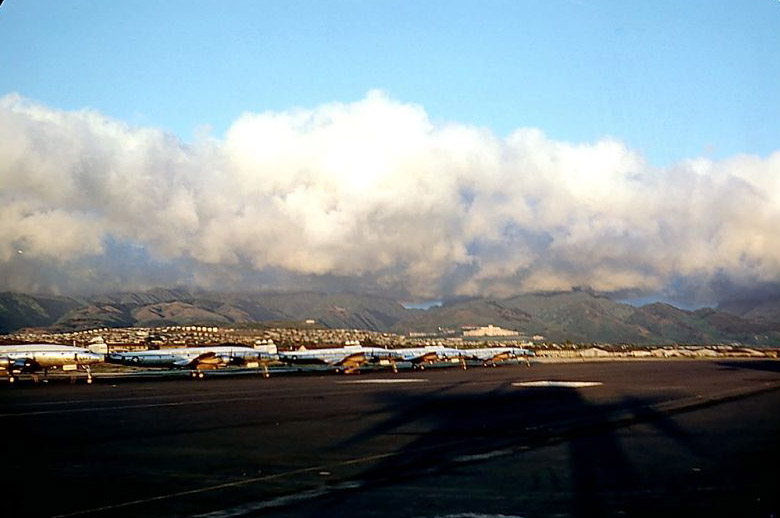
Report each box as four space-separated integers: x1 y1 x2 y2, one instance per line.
2 360 779 518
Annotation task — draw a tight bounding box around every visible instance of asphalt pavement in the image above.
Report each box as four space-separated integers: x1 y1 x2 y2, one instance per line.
2 360 779 518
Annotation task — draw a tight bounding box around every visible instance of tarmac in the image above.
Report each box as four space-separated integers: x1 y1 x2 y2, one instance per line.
2 359 779 518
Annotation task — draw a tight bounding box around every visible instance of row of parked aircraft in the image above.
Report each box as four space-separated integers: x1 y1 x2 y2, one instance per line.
0 342 534 384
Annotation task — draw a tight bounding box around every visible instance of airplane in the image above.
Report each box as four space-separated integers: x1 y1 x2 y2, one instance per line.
277 344 371 374
458 346 535 367
0 343 105 384
106 344 277 378
374 345 467 372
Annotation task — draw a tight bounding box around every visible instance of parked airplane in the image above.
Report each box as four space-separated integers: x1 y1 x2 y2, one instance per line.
107 345 277 378
459 346 535 366
376 345 466 372
0 343 105 384
278 344 389 374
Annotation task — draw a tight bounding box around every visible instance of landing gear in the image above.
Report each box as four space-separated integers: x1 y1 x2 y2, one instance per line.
85 366 93 385
262 364 270 378
8 375 16 384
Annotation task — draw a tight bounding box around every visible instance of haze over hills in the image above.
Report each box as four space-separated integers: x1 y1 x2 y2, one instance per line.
0 289 411 335
398 291 780 345
2 289 780 346
717 296 780 325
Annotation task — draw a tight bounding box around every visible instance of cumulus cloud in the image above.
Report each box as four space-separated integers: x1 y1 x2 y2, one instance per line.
1 91 779 304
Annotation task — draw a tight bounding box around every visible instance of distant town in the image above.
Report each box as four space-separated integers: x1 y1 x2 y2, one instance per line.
3 322 777 360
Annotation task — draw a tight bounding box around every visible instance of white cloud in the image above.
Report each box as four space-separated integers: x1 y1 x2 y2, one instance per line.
1 91 779 303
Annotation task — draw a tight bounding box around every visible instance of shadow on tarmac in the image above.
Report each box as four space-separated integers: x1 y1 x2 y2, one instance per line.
716 359 780 374
298 381 719 518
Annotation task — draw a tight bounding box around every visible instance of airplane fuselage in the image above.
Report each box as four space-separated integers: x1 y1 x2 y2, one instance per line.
381 345 462 363
0 344 104 383
461 346 534 364
0 344 103 370
278 345 380 368
107 346 271 369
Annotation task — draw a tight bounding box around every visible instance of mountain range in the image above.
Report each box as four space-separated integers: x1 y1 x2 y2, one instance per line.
2 288 780 346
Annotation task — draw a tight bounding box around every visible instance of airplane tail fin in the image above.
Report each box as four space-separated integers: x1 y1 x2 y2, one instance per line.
254 343 278 355
87 343 109 355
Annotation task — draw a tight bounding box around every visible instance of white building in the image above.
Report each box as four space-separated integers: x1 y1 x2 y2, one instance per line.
579 347 611 357
463 325 519 337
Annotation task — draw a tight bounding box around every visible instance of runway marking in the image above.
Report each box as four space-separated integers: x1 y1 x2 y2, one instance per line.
1 384 442 417
0 389 372 417
51 450 402 518
512 381 603 388
453 449 513 463
12 385 338 408
0 398 271 417
191 481 364 518
337 378 428 384
50 464 332 518
4 380 458 416
416 514 527 518
4 365 530 414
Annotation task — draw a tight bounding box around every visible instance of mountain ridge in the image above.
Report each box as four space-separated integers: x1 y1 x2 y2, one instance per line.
2 289 780 345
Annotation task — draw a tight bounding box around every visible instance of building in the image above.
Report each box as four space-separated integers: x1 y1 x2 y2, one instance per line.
463 325 519 337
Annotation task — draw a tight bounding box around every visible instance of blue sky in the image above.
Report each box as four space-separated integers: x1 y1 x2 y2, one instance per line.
1 0 777 166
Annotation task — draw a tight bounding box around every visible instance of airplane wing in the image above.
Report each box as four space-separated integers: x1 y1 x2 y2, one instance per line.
183 349 265 369
409 351 440 364
177 351 221 369
227 351 269 367
334 351 367 367
461 348 533 365
387 350 441 365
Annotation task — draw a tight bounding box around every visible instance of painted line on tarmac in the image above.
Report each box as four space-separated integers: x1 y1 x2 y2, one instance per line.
0 388 384 417
50 448 409 518
0 380 443 417
513 381 603 388
452 448 514 463
3 377 490 417
337 378 428 384
415 514 527 518
50 464 332 518
12 382 359 408
191 481 365 518
11 389 281 408
0 398 244 417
